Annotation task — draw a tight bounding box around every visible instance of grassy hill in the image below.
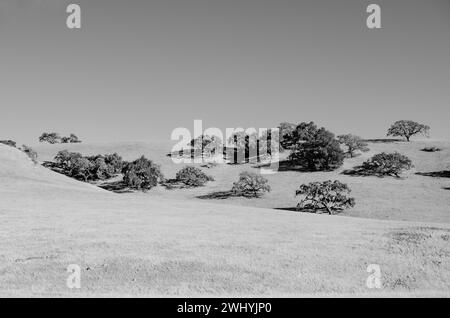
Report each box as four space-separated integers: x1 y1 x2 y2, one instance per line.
33 140 450 223
1 143 449 296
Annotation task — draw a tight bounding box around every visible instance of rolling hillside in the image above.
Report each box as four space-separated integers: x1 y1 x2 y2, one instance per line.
1 143 449 296
33 140 450 223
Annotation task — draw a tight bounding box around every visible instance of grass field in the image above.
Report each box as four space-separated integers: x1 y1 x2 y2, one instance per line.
0 141 449 297
34 139 450 223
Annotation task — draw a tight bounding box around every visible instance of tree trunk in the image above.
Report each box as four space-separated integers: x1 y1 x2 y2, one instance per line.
323 204 333 215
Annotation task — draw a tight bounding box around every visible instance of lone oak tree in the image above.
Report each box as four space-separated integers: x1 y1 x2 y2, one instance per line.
296 180 355 215
387 120 430 142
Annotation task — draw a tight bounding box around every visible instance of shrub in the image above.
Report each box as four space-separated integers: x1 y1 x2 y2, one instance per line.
104 153 124 171
122 156 163 190
21 145 38 164
278 122 297 150
289 126 345 171
70 157 94 181
337 134 369 158
296 180 355 215
175 166 214 187
86 153 123 180
39 132 61 144
231 171 271 198
53 151 93 181
52 150 123 181
60 134 81 143
421 147 441 152
54 150 79 167
0 140 17 147
387 120 430 142
291 121 319 142
69 134 82 143
360 152 413 177
38 133 81 144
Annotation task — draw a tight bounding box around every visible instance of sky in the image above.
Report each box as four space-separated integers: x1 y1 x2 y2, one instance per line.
0 0 449 144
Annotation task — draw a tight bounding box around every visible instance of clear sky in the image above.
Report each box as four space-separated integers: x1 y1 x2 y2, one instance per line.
0 0 449 144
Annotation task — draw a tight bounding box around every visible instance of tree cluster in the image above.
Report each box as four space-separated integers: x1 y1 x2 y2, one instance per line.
39 133 82 144
51 150 123 182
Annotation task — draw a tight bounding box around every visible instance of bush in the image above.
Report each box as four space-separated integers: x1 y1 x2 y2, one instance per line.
289 126 345 171
231 171 271 198
175 166 214 187
21 145 38 164
278 122 297 150
337 134 369 158
39 132 61 144
421 147 441 152
69 133 82 143
360 152 413 177
38 133 81 144
122 156 163 190
53 151 93 181
52 150 123 181
86 153 123 180
70 157 95 181
54 150 78 167
0 140 17 147
296 180 355 215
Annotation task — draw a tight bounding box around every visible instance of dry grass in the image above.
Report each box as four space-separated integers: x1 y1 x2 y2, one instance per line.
0 143 449 297
34 140 450 223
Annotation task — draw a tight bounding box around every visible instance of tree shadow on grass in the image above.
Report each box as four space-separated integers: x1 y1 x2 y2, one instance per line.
274 207 298 212
196 190 236 200
363 138 404 143
161 179 208 190
98 181 134 194
254 160 313 172
416 171 450 178
341 166 393 178
161 179 188 190
274 207 332 214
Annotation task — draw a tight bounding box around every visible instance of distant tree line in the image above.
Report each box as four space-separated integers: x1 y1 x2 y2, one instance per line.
39 132 82 144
